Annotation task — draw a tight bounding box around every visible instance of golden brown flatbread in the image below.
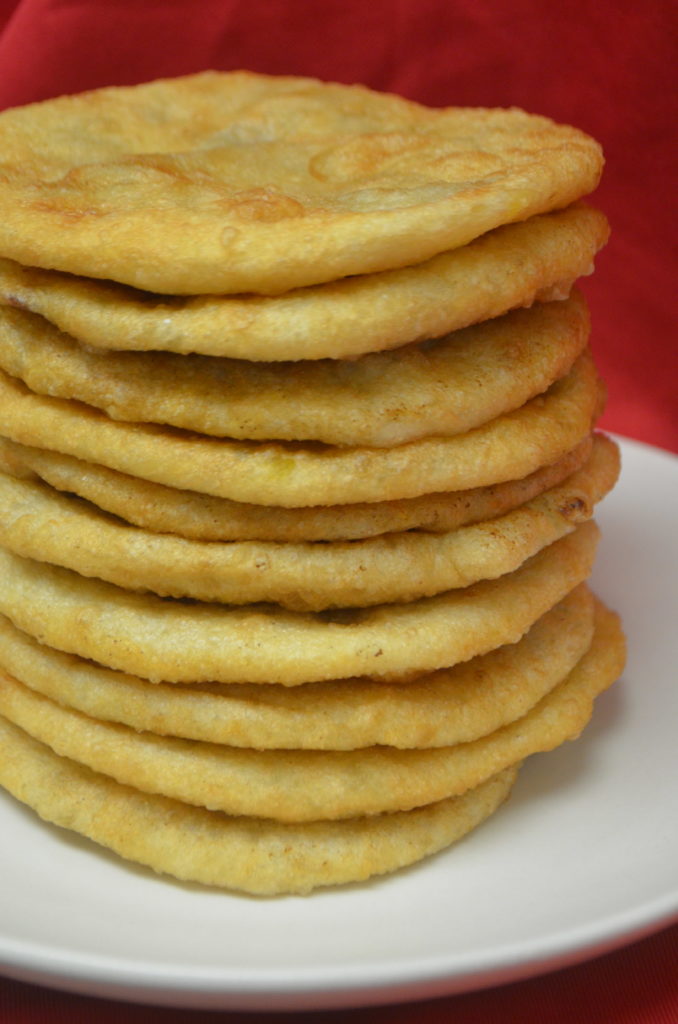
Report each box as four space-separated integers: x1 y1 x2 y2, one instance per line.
0 713 519 895
0 435 594 542
0 72 603 293
0 597 625 822
0 350 602 506
0 587 594 750
0 203 607 359
0 291 590 446
0 435 618 609
0 523 599 684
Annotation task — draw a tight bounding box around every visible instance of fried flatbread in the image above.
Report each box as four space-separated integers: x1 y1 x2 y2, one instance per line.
0 435 593 542
0 715 518 895
0 350 602 506
0 72 603 293
0 435 618 609
0 587 594 750
0 523 599 684
0 599 625 821
0 291 590 446
0 204 607 359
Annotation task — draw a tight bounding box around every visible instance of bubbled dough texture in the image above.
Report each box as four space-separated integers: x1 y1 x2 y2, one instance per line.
0 72 603 293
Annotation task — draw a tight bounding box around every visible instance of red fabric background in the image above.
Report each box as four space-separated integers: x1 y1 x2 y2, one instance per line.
0 2 676 1021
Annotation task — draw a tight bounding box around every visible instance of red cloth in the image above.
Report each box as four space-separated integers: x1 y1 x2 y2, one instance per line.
0 3 676 1021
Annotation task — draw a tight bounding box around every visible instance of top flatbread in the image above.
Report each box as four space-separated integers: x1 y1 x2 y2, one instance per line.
0 72 603 293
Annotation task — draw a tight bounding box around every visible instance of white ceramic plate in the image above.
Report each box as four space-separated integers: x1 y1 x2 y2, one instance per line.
0 435 676 1012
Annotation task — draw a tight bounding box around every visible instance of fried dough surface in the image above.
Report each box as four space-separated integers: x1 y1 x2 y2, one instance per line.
0 351 602 505
0 292 590 446
0 599 625 821
0 72 602 293
0 204 607 359
0 436 593 542
0 714 518 895
0 587 594 750
0 435 618 609
0 71 621 896
0 524 599 684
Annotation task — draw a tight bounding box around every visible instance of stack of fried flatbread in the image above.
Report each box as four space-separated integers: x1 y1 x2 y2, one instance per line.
0 72 625 895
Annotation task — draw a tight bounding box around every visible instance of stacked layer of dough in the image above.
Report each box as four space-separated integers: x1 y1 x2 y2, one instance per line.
0 72 625 895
